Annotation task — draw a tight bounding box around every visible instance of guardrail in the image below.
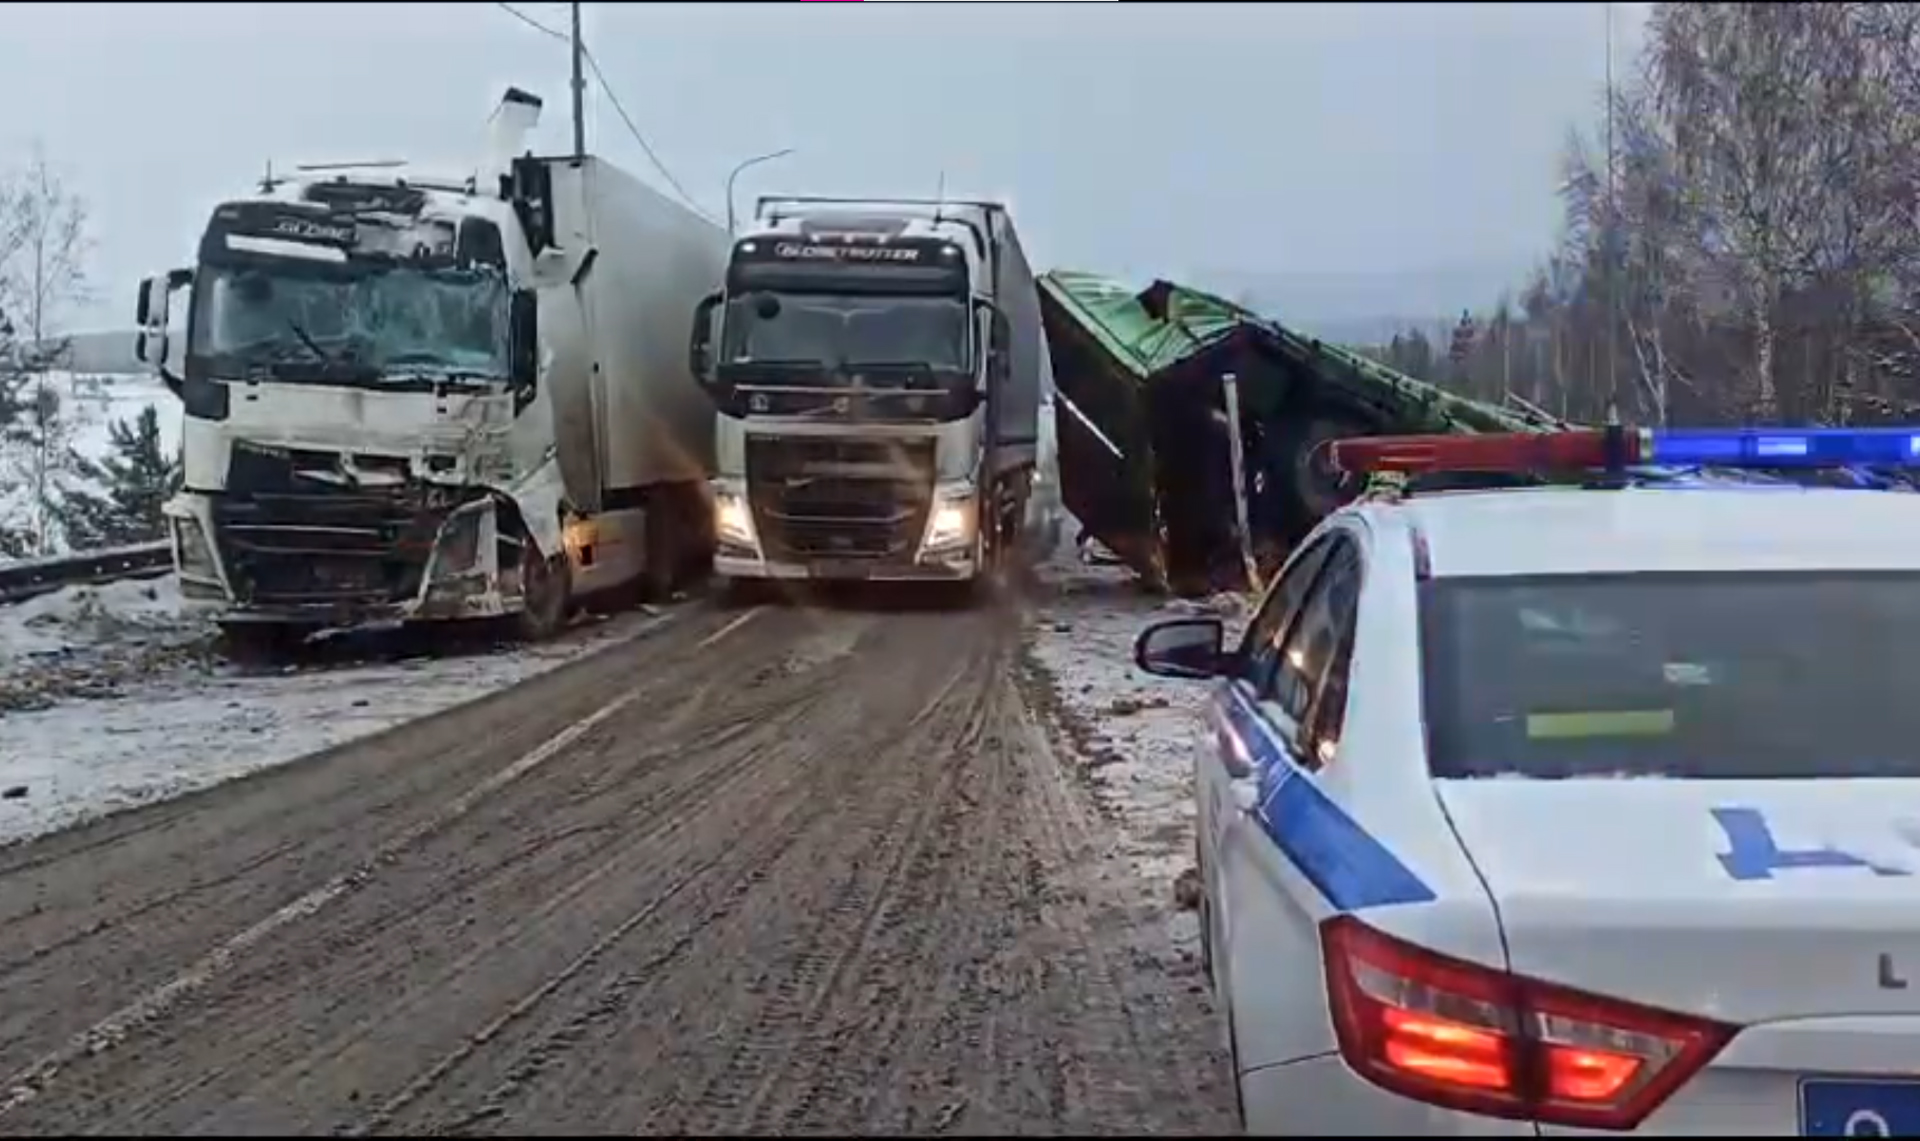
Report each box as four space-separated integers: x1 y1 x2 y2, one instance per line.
0 539 174 606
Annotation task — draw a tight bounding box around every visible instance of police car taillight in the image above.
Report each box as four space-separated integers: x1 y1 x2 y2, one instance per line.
1331 426 1920 476
1321 917 1734 1130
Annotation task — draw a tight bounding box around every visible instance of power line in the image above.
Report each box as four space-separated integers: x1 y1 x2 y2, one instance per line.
495 0 564 41
492 2 718 224
580 50 716 223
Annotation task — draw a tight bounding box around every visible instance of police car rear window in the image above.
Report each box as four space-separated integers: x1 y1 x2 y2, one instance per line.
1418 570 1920 780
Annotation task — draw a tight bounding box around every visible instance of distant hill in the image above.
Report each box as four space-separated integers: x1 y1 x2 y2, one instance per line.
25 330 145 375
1184 262 1529 349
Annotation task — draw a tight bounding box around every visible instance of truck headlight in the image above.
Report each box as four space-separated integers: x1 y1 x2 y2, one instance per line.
921 493 976 552
432 507 485 578
713 487 757 552
173 516 220 581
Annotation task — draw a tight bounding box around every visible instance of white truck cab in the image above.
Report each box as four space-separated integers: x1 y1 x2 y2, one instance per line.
134 87 727 646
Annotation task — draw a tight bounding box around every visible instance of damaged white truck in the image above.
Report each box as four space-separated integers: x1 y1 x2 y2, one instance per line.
133 88 728 651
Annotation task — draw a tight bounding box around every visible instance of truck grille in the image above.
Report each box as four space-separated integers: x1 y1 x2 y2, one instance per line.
212 442 476 610
745 436 937 562
211 490 454 609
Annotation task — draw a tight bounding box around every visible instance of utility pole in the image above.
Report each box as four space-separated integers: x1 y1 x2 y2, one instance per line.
1604 0 1620 423
570 0 587 160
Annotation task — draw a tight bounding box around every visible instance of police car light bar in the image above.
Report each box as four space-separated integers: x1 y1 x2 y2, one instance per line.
1329 427 1920 476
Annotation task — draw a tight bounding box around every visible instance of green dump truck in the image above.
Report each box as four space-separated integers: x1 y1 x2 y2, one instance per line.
1036 270 1551 594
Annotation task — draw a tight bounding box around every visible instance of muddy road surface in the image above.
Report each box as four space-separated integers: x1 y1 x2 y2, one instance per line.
0 599 1236 1136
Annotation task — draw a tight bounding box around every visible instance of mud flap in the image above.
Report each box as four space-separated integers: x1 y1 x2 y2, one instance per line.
503 454 568 559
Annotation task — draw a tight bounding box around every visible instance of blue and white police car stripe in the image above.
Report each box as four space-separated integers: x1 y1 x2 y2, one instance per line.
1215 685 1435 911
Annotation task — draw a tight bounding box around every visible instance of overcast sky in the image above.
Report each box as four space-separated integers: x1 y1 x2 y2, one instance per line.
0 1 1648 331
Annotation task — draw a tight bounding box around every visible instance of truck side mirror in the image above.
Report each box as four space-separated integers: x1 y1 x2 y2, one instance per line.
689 290 722 386
509 288 539 402
974 299 1010 384
134 267 193 398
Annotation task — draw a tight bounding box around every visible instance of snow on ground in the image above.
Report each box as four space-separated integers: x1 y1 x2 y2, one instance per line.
0 370 180 558
2 574 194 665
61 370 182 464
0 575 210 711
0 587 672 848
1022 539 1247 931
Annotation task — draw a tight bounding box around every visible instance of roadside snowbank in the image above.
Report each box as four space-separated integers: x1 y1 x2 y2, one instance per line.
1022 545 1246 918
0 576 212 711
2 575 197 661
0 605 672 848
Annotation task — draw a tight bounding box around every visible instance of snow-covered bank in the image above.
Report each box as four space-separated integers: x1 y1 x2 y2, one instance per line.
1021 545 1246 925
0 599 674 848
0 576 211 711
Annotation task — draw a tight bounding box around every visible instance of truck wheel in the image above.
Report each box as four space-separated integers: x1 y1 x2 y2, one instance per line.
715 575 765 609
642 500 678 603
1275 412 1371 530
515 535 572 642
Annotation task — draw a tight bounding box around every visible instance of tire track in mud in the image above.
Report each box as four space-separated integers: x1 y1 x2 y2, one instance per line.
731 650 1002 1137
0 597 1237 1137
376 658 870 1135
392 611 963 1136
0 609 704 1074
100 613 855 1136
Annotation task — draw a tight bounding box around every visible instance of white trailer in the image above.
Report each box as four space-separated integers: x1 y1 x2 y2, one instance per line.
133 88 728 649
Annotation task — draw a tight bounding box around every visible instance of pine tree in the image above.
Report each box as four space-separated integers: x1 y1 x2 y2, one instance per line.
0 306 32 559
58 405 180 549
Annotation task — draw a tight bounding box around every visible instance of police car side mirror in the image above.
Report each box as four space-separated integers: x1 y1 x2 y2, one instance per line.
1134 618 1226 681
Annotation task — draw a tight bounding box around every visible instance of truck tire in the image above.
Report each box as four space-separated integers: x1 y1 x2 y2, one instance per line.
1274 411 1371 531
642 499 679 603
715 575 766 609
515 533 572 642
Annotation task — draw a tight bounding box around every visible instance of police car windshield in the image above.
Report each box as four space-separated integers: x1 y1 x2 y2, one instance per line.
1419 570 1920 780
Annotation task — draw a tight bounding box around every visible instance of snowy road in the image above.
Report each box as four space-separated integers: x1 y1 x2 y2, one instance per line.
0 586 1237 1135
0 578 673 847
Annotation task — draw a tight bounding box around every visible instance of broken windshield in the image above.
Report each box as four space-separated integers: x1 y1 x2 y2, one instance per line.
189 262 509 385
720 293 971 376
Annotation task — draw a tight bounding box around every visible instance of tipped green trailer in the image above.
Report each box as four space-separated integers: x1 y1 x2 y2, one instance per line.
1036 270 1551 594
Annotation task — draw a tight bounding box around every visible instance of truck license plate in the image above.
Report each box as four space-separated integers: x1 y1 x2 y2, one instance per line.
809 560 873 580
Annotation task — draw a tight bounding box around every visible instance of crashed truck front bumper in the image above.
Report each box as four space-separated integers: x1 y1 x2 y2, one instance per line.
165 489 530 629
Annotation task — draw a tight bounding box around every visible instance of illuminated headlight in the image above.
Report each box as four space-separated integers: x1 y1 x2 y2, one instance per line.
173 516 220 581
713 487 758 553
920 493 976 553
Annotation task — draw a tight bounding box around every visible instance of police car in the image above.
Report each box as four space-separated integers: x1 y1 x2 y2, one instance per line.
1133 426 1920 1136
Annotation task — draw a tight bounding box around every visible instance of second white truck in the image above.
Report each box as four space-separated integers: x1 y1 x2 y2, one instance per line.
687 196 1049 598
134 88 729 648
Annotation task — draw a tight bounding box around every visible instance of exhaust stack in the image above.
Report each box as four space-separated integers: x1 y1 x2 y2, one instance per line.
481 86 544 188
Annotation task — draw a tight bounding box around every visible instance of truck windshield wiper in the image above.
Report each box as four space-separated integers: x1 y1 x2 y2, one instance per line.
285 319 338 366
